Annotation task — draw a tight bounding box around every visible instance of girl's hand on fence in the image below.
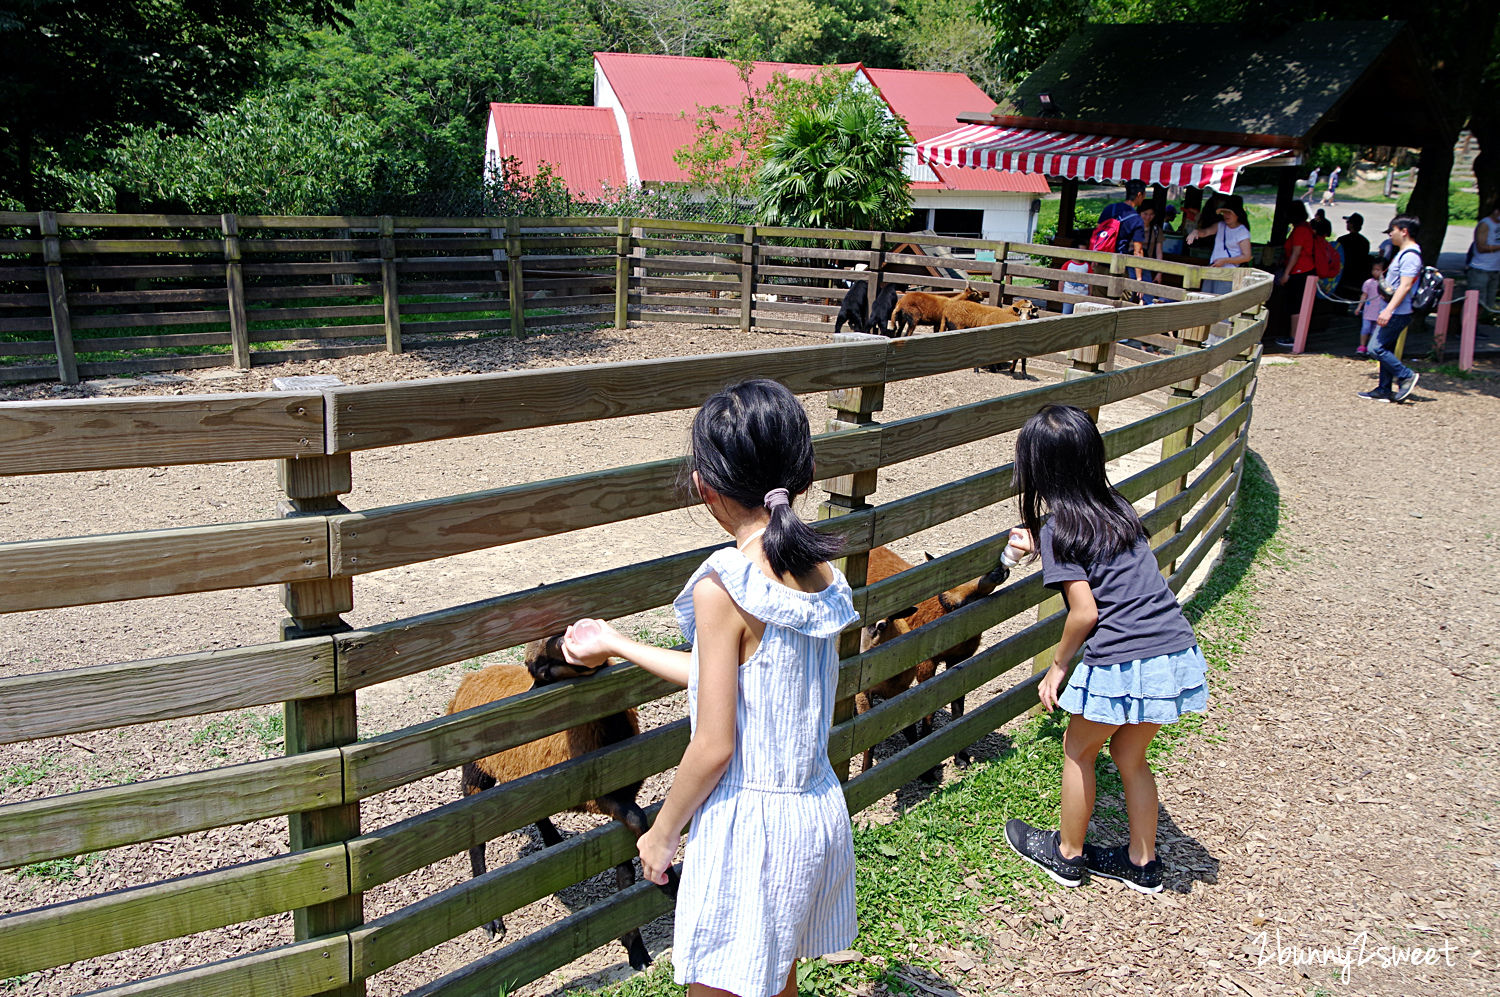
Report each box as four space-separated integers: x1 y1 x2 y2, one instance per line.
637 827 676 886
562 618 619 667
1038 661 1067 712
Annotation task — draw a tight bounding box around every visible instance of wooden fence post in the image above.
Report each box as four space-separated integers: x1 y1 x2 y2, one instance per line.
1432 278 1455 359
378 216 403 355
1459 289 1479 371
988 241 1010 305
221 214 251 369
615 217 630 330
1291 276 1316 354
507 218 525 338
37 211 77 384
820 331 886 779
740 224 757 333
1151 292 1212 574
275 376 362 997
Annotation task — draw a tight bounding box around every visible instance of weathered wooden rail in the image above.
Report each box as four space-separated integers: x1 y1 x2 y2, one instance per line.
0 222 1270 997
0 213 1227 384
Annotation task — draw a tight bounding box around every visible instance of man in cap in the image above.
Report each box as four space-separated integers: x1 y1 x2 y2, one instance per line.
1337 212 1371 292
1360 215 1421 403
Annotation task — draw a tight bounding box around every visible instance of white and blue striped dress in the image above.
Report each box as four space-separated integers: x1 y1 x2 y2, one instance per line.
670 547 860 997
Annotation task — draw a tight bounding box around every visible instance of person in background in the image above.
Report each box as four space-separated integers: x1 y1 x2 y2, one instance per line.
1337 213 1371 291
1098 180 1148 273
1353 257 1385 356
1053 233 1090 315
1466 201 1500 320
1268 201 1316 348
1322 166 1342 206
1137 203 1164 303
1360 215 1422 403
1186 194 1252 294
1302 166 1321 202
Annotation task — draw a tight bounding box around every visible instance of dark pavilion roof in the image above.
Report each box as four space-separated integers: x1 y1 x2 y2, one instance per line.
990 20 1448 149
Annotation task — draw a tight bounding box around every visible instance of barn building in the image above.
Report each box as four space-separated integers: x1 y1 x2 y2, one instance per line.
485 53 1049 243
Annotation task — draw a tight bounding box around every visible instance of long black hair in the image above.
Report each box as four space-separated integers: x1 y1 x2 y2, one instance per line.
1014 404 1145 567
689 379 842 578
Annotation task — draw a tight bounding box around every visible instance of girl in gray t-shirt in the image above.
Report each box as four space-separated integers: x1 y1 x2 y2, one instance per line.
1001 403 1207 895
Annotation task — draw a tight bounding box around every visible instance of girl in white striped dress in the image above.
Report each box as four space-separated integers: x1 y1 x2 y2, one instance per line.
563 378 859 997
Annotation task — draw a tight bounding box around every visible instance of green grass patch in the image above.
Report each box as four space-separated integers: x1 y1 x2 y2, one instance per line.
15 852 100 883
579 451 1285 995
190 708 285 758
1 758 56 789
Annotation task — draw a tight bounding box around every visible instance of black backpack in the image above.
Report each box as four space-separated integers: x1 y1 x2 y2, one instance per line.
1378 248 1443 310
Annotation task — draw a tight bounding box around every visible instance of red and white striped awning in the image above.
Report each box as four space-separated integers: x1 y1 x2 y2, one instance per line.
915 124 1291 193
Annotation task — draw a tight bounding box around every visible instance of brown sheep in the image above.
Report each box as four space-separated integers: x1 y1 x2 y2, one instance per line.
450 634 675 970
890 286 984 336
936 298 1040 375
856 546 1010 781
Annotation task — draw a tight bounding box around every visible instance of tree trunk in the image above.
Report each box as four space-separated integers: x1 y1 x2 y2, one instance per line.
1407 134 1456 266
1470 82 1500 214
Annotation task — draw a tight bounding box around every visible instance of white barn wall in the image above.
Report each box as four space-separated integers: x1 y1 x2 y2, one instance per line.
910 190 1040 243
593 62 641 184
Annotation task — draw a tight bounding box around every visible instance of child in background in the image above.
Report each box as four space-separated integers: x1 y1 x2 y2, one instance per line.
563 379 858 997
1001 404 1208 894
1053 233 1090 314
1355 258 1385 355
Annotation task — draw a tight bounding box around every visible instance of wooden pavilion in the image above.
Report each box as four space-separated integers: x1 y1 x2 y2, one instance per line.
916 20 1451 247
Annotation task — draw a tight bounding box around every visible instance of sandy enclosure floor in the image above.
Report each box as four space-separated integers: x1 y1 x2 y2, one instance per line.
0 320 1170 995
0 321 1178 996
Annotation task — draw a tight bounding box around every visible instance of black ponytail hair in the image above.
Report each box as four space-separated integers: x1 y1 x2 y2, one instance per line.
689 379 842 578
1014 404 1145 568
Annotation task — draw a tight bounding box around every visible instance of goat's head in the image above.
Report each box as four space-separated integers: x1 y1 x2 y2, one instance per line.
525 634 608 686
861 605 919 650
1011 300 1039 321
961 286 985 302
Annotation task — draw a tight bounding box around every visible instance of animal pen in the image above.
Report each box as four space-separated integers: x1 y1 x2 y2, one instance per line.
0 215 1270 997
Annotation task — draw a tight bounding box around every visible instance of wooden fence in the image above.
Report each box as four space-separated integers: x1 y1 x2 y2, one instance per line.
0 224 1272 996
0 213 1225 384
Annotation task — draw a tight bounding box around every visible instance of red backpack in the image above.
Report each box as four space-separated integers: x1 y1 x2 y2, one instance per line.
1085 216 1121 273
1312 235 1341 279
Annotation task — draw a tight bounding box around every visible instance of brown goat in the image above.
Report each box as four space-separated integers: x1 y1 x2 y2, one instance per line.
450 635 675 970
856 546 1010 781
937 298 1040 375
890 286 984 337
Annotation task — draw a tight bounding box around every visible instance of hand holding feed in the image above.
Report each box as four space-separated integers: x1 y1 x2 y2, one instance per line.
636 827 675 886
562 618 618 667
1003 527 1036 566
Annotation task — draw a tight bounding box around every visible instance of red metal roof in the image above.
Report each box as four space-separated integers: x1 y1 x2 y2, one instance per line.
916 124 1288 193
593 53 1046 194
862 68 1049 194
488 103 627 200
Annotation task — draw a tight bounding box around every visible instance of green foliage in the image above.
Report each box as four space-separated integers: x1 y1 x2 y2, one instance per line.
898 0 1002 95
1 758 55 789
1396 185 1481 223
1306 143 1358 173
108 89 383 214
274 0 604 193
673 64 856 204
724 0 899 66
757 94 913 232
0 0 348 208
16 852 100 884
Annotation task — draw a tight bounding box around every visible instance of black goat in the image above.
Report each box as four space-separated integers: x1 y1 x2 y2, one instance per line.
835 279 869 335
867 284 901 337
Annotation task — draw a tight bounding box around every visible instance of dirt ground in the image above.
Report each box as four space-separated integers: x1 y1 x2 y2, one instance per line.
2 329 1497 996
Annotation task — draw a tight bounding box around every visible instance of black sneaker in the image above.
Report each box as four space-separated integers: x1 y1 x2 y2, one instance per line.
1004 819 1084 887
1357 389 1394 402
1394 371 1419 402
1082 843 1164 894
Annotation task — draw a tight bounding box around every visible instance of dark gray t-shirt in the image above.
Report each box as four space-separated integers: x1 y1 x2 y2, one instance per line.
1040 520 1197 667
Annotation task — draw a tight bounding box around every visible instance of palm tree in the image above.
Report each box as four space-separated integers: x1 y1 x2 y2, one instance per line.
756 95 912 232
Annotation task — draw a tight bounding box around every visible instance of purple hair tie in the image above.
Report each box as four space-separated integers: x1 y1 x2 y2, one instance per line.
763 487 791 510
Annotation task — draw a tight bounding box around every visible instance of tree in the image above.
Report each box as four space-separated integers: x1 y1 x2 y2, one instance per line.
613 0 729 56
673 63 855 203
899 0 1002 95
723 0 900 66
756 93 912 231
277 0 605 194
107 89 383 215
0 0 347 209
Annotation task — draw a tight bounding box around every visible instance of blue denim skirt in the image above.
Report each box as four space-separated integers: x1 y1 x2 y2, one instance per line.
1057 645 1208 726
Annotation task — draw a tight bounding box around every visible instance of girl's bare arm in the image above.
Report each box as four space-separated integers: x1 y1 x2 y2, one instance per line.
564 618 691 687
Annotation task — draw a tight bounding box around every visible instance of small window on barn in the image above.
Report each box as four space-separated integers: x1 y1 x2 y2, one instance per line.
933 209 984 239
